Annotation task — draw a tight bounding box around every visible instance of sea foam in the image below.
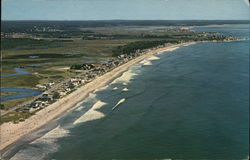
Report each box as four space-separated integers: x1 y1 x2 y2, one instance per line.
111 69 138 84
73 100 107 125
146 55 160 61
93 85 109 93
74 93 97 111
140 60 153 66
112 98 126 110
10 126 70 160
158 47 180 54
122 88 129 92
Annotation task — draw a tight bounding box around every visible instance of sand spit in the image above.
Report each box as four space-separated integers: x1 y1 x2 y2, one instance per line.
0 42 194 151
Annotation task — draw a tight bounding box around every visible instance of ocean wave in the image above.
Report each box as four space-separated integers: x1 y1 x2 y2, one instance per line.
93 85 109 93
157 47 180 54
111 64 141 85
183 42 196 47
140 60 153 65
74 92 97 111
75 106 84 111
111 69 138 84
74 100 85 111
122 88 129 92
73 100 107 125
112 98 126 110
81 93 97 104
10 126 70 160
146 55 160 61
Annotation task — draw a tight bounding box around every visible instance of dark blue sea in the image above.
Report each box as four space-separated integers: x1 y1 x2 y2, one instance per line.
7 24 249 160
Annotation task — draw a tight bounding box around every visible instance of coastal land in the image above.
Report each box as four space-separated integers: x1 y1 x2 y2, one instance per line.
0 42 193 151
0 20 244 154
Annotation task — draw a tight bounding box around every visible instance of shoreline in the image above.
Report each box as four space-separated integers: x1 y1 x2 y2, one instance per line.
0 39 244 152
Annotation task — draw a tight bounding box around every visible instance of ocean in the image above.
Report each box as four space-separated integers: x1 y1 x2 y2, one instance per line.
7 24 249 160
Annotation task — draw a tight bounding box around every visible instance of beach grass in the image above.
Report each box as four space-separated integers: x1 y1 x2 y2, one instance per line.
0 111 34 125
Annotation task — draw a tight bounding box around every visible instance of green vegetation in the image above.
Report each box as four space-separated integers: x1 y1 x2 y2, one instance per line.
0 104 5 110
1 96 35 110
112 40 179 56
0 112 34 125
1 38 62 50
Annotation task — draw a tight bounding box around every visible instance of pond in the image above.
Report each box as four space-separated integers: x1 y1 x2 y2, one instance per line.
1 68 30 77
0 88 42 102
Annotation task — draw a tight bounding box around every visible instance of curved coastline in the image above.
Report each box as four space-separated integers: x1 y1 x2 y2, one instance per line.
0 41 200 152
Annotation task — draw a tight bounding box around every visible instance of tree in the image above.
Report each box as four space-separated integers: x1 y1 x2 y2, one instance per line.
0 104 5 110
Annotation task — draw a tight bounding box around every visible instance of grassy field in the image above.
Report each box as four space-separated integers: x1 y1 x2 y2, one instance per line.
0 111 34 124
1 96 36 110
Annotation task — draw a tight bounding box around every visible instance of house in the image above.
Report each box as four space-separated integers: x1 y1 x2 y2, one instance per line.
38 93 52 102
36 84 47 90
22 107 31 113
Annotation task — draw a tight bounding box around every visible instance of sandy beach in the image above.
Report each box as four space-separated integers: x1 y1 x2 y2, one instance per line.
0 42 194 151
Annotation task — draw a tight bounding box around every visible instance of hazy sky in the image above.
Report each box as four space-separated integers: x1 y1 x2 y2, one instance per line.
2 0 250 20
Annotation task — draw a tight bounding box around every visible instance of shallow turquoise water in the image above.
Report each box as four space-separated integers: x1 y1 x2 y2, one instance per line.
9 24 249 160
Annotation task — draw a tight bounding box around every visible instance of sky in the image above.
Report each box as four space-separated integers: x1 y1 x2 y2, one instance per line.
2 0 250 20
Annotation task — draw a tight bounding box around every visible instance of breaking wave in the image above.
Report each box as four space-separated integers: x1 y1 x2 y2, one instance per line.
112 98 126 110
93 85 109 93
140 60 153 66
111 65 141 85
122 88 129 92
73 100 107 125
157 46 180 54
146 55 160 61
10 126 70 160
